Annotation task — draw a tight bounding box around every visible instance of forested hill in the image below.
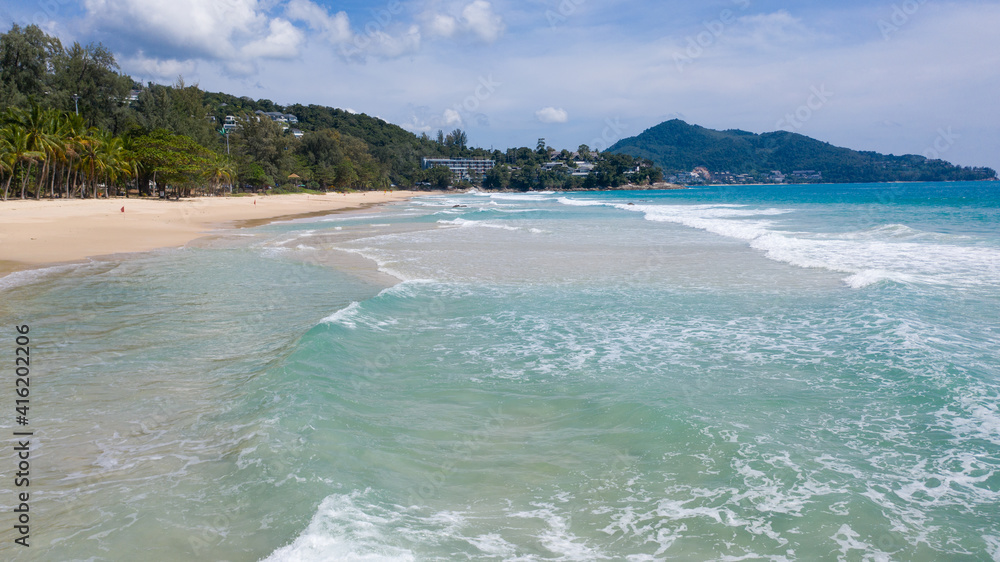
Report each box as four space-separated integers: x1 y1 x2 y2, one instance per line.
607 119 996 183
201 90 474 185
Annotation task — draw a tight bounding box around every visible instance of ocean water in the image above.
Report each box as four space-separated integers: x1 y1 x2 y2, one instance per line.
2 182 999 561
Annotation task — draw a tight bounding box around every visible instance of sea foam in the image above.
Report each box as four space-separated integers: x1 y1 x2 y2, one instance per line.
554 196 1000 289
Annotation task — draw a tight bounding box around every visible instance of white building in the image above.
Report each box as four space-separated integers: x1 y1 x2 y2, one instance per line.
421 158 495 183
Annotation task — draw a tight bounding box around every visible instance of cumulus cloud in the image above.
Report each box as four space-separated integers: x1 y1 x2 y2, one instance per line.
83 0 273 59
120 51 198 81
370 25 422 58
427 13 458 38
401 103 496 136
287 0 420 61
461 1 505 43
536 107 569 124
422 1 505 43
242 18 305 59
443 108 463 126
285 0 352 44
82 0 310 77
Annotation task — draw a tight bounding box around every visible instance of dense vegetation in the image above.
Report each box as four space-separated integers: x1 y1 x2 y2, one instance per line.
0 24 666 198
608 119 997 183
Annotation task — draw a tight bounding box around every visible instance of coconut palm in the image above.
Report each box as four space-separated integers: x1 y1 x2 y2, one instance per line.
77 128 106 199
8 103 60 199
97 132 131 196
0 124 44 201
118 134 142 197
39 109 71 198
205 158 235 195
0 126 15 201
61 113 88 198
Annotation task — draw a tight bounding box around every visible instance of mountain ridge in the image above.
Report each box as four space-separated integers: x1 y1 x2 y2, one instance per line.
607 119 996 183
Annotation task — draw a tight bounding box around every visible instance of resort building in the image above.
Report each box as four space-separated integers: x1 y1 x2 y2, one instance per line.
791 170 823 181
421 157 495 182
571 161 595 177
255 110 299 124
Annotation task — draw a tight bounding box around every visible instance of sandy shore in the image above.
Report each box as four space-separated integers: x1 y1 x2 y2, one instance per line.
0 191 431 274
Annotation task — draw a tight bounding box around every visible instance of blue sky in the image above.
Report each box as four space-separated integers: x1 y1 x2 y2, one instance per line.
4 0 999 171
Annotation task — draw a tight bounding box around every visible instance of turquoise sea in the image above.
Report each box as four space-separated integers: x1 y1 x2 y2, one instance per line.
2 182 999 560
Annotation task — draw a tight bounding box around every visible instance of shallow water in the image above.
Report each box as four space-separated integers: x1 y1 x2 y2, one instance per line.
2 182 998 561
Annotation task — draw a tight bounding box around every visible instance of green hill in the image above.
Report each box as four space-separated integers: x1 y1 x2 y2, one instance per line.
607 120 996 183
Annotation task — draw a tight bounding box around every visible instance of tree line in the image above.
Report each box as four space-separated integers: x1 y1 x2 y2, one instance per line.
0 102 235 201
1 23 665 198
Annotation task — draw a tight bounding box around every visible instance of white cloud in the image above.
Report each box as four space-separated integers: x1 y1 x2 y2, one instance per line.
83 0 309 78
120 51 197 81
421 1 505 44
367 25 422 58
443 108 463 126
83 0 269 60
285 0 352 44
732 10 814 46
461 1 505 43
242 18 304 59
287 0 420 61
536 107 569 124
427 14 458 38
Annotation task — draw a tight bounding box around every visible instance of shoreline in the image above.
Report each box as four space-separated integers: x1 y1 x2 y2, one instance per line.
0 191 435 278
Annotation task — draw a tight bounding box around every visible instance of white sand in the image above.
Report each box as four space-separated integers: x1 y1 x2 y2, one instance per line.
0 191 430 270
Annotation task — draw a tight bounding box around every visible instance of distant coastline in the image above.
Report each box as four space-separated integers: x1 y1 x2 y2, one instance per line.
608 120 998 185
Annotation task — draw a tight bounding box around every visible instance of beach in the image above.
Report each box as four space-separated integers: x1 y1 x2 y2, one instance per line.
0 191 427 274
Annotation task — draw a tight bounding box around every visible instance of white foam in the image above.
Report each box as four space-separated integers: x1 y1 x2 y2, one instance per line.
262 492 415 562
489 193 556 201
337 247 422 283
320 214 384 222
510 504 606 560
983 534 1000 562
830 525 888 561
843 270 909 289
556 197 609 207
937 390 1000 447
436 218 522 232
321 301 362 328
272 230 318 247
466 533 517 557
0 263 83 292
477 207 547 213
558 199 1000 289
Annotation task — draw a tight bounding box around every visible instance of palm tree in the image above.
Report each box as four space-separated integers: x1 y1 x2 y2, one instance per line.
77 128 106 199
119 135 142 198
97 132 131 196
40 109 71 198
205 158 235 195
0 125 44 201
62 113 88 198
10 103 59 199
0 126 15 201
